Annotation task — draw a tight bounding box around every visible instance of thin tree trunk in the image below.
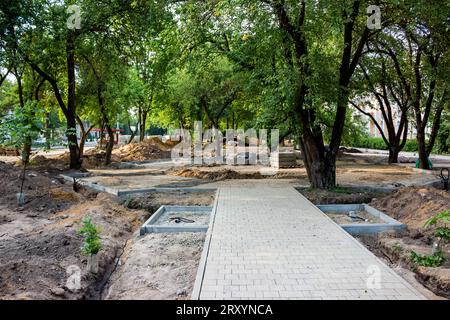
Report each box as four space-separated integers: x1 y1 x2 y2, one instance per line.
45 113 51 150
66 31 82 169
140 109 147 142
105 124 114 165
426 93 446 156
417 128 430 169
127 120 138 144
76 116 95 157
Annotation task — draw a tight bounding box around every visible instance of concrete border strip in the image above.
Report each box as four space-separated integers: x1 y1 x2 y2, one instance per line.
60 174 120 195
60 174 216 196
316 204 405 234
191 188 220 300
140 205 213 235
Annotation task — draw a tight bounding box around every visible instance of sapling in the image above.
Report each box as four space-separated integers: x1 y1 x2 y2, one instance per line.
424 210 450 251
410 211 449 268
78 217 102 274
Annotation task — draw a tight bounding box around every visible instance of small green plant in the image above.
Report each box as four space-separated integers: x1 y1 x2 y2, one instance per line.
392 243 404 253
424 211 450 250
331 186 352 194
78 217 102 255
410 250 447 267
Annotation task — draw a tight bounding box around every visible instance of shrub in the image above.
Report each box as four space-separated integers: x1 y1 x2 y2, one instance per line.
353 136 420 152
424 210 450 248
78 217 102 255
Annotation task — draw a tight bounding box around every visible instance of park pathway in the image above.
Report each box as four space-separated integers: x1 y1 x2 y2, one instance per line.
192 186 424 300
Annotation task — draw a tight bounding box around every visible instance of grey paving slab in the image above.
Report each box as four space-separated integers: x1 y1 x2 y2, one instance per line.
194 186 425 300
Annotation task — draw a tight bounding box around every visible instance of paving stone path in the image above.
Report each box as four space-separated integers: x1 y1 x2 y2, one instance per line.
193 186 424 300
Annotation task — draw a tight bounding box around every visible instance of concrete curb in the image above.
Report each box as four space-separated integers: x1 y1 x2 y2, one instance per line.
191 188 220 300
140 205 212 235
60 174 216 196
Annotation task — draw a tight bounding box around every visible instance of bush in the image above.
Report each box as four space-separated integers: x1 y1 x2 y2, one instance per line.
78 217 102 255
353 136 420 152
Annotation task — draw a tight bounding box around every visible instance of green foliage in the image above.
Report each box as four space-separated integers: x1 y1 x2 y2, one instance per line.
0 101 43 157
392 243 404 253
424 211 450 244
410 250 447 268
436 112 450 154
78 217 102 255
353 137 421 152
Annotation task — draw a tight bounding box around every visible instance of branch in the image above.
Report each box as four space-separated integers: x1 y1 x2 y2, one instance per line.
350 100 390 147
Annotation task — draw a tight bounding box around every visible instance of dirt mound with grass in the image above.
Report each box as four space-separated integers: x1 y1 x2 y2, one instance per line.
370 187 450 230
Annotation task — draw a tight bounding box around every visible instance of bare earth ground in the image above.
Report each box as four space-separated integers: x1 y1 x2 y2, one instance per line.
366 188 450 298
0 160 149 299
168 155 438 188
1 146 449 300
104 233 205 300
325 211 384 224
0 161 214 300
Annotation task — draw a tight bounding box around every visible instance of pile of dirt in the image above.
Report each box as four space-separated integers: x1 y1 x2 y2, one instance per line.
0 146 20 156
114 138 175 162
0 161 77 215
25 137 178 170
370 187 450 230
298 187 385 205
170 167 264 181
358 187 450 298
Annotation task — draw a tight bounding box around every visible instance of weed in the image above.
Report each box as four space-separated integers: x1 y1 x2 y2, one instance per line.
410 250 447 267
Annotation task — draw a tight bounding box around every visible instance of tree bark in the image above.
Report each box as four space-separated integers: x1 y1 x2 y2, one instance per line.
44 113 51 150
139 108 148 142
66 31 82 169
104 123 114 165
14 69 32 165
76 116 94 157
127 120 138 144
426 91 446 156
417 128 429 169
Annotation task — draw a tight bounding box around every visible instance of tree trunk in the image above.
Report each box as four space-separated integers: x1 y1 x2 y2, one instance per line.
105 124 114 165
14 70 32 164
300 133 336 189
426 100 445 156
67 115 82 169
388 146 400 164
44 113 51 150
66 31 82 169
127 120 138 144
140 109 147 142
416 128 430 169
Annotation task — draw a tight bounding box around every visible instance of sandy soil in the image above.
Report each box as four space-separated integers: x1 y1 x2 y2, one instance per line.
360 187 450 299
168 156 438 188
370 187 450 230
0 161 214 300
104 233 205 300
103 190 215 300
154 211 210 226
325 211 384 224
